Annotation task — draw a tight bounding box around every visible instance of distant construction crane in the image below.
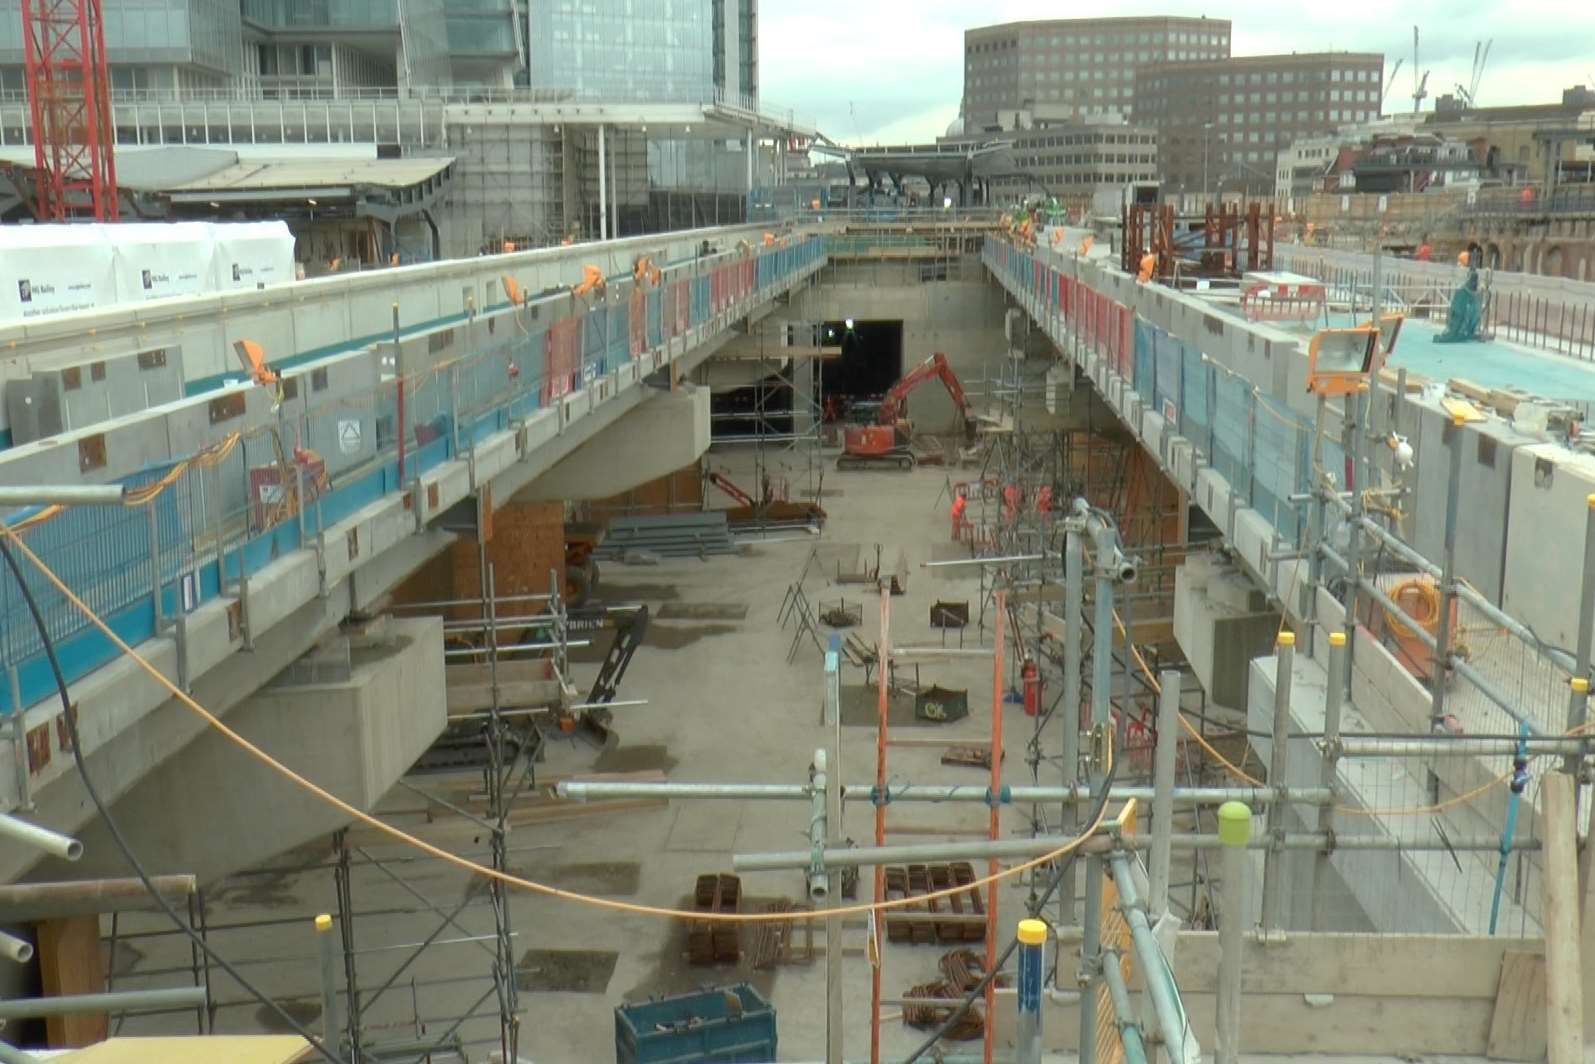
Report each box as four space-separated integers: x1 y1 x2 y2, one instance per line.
1410 27 1430 115
1452 39 1492 109
21 0 119 221
1382 57 1404 113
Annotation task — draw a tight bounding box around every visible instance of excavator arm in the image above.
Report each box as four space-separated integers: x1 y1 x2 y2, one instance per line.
707 470 756 509
877 351 969 426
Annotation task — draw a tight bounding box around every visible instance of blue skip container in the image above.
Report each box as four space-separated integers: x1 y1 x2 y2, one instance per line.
614 983 776 1063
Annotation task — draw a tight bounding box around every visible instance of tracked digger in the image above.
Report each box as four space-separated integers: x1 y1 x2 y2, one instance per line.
837 351 973 471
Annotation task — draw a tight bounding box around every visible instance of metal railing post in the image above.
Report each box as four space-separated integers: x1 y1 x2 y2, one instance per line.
1428 414 1465 801
1260 632 1294 932
1148 668 1181 917
1016 918 1047 1064
146 503 164 633
1310 631 1347 930
1079 853 1102 1064
316 914 340 1054
1340 390 1366 700
1061 527 1084 926
1216 801 1251 1064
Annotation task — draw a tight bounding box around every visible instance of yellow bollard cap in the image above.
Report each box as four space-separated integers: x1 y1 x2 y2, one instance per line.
1573 677 1590 695
1586 493 1595 509
1017 918 1049 945
315 914 333 932
1217 801 1252 848
1328 631 1347 647
1277 631 1295 647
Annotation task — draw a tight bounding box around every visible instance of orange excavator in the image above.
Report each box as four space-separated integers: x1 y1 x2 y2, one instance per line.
837 351 971 471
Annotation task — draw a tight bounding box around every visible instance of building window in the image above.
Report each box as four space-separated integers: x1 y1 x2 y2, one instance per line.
1332 69 1342 81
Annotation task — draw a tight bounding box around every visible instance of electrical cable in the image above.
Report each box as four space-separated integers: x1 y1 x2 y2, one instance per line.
0 535 347 1064
902 710 1127 1064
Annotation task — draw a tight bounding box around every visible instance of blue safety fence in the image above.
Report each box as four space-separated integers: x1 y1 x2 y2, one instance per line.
985 239 1329 551
0 234 827 716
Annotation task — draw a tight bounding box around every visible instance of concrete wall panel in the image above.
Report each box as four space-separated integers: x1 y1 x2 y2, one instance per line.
1502 442 1595 652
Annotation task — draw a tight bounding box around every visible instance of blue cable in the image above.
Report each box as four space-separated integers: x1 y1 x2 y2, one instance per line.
1488 721 1531 934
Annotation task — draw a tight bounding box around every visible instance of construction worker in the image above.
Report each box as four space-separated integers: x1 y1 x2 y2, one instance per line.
950 493 967 541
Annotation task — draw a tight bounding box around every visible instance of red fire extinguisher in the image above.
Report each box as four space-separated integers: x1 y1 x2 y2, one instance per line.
1022 659 1040 717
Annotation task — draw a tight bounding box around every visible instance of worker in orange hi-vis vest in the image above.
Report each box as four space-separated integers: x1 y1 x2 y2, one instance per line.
950 493 967 541
1137 252 1156 282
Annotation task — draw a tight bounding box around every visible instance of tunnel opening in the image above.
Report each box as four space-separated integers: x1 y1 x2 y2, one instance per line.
819 319 904 423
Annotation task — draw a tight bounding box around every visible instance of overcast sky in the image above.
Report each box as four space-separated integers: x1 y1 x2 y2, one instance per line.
760 0 1595 144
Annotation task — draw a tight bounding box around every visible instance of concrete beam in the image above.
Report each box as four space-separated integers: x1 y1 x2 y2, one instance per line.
32 618 444 885
514 384 710 501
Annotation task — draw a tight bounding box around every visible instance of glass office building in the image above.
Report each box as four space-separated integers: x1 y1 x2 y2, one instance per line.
0 0 244 91
529 0 716 103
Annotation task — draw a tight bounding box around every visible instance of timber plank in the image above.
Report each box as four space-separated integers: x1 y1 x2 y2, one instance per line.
1157 931 1528 1000
1488 950 1549 1061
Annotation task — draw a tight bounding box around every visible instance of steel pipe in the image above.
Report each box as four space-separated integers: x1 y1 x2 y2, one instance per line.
734 830 1536 872
1110 854 1195 1062
0 876 196 921
1148 669 1181 916
1261 635 1295 931
0 813 82 862
1217 804 1251 1064
1016 919 1046 1064
1099 951 1151 1064
0 986 207 1020
443 639 589 656
1060 527 1085 928
1337 737 1590 757
556 780 1334 806
1311 632 1346 930
315 914 339 1053
0 485 126 508
921 554 1048 568
808 748 829 902
0 929 33 964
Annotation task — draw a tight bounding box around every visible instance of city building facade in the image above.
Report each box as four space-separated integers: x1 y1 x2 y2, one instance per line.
990 121 1159 204
0 0 789 258
1133 51 1384 195
962 16 1229 132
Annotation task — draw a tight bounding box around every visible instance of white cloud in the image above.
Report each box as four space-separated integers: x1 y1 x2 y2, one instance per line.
759 0 1595 143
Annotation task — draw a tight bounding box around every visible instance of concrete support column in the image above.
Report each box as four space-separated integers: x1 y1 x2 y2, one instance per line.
747 128 755 192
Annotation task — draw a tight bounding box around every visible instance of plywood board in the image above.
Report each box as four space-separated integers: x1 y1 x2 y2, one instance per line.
1488 950 1549 1061
37 915 105 1047
61 1036 313 1062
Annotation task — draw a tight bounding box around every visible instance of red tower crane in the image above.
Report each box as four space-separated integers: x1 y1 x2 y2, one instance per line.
21 0 119 221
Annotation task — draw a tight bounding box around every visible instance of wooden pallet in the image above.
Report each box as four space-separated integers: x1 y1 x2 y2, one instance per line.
688 873 741 965
883 862 985 944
